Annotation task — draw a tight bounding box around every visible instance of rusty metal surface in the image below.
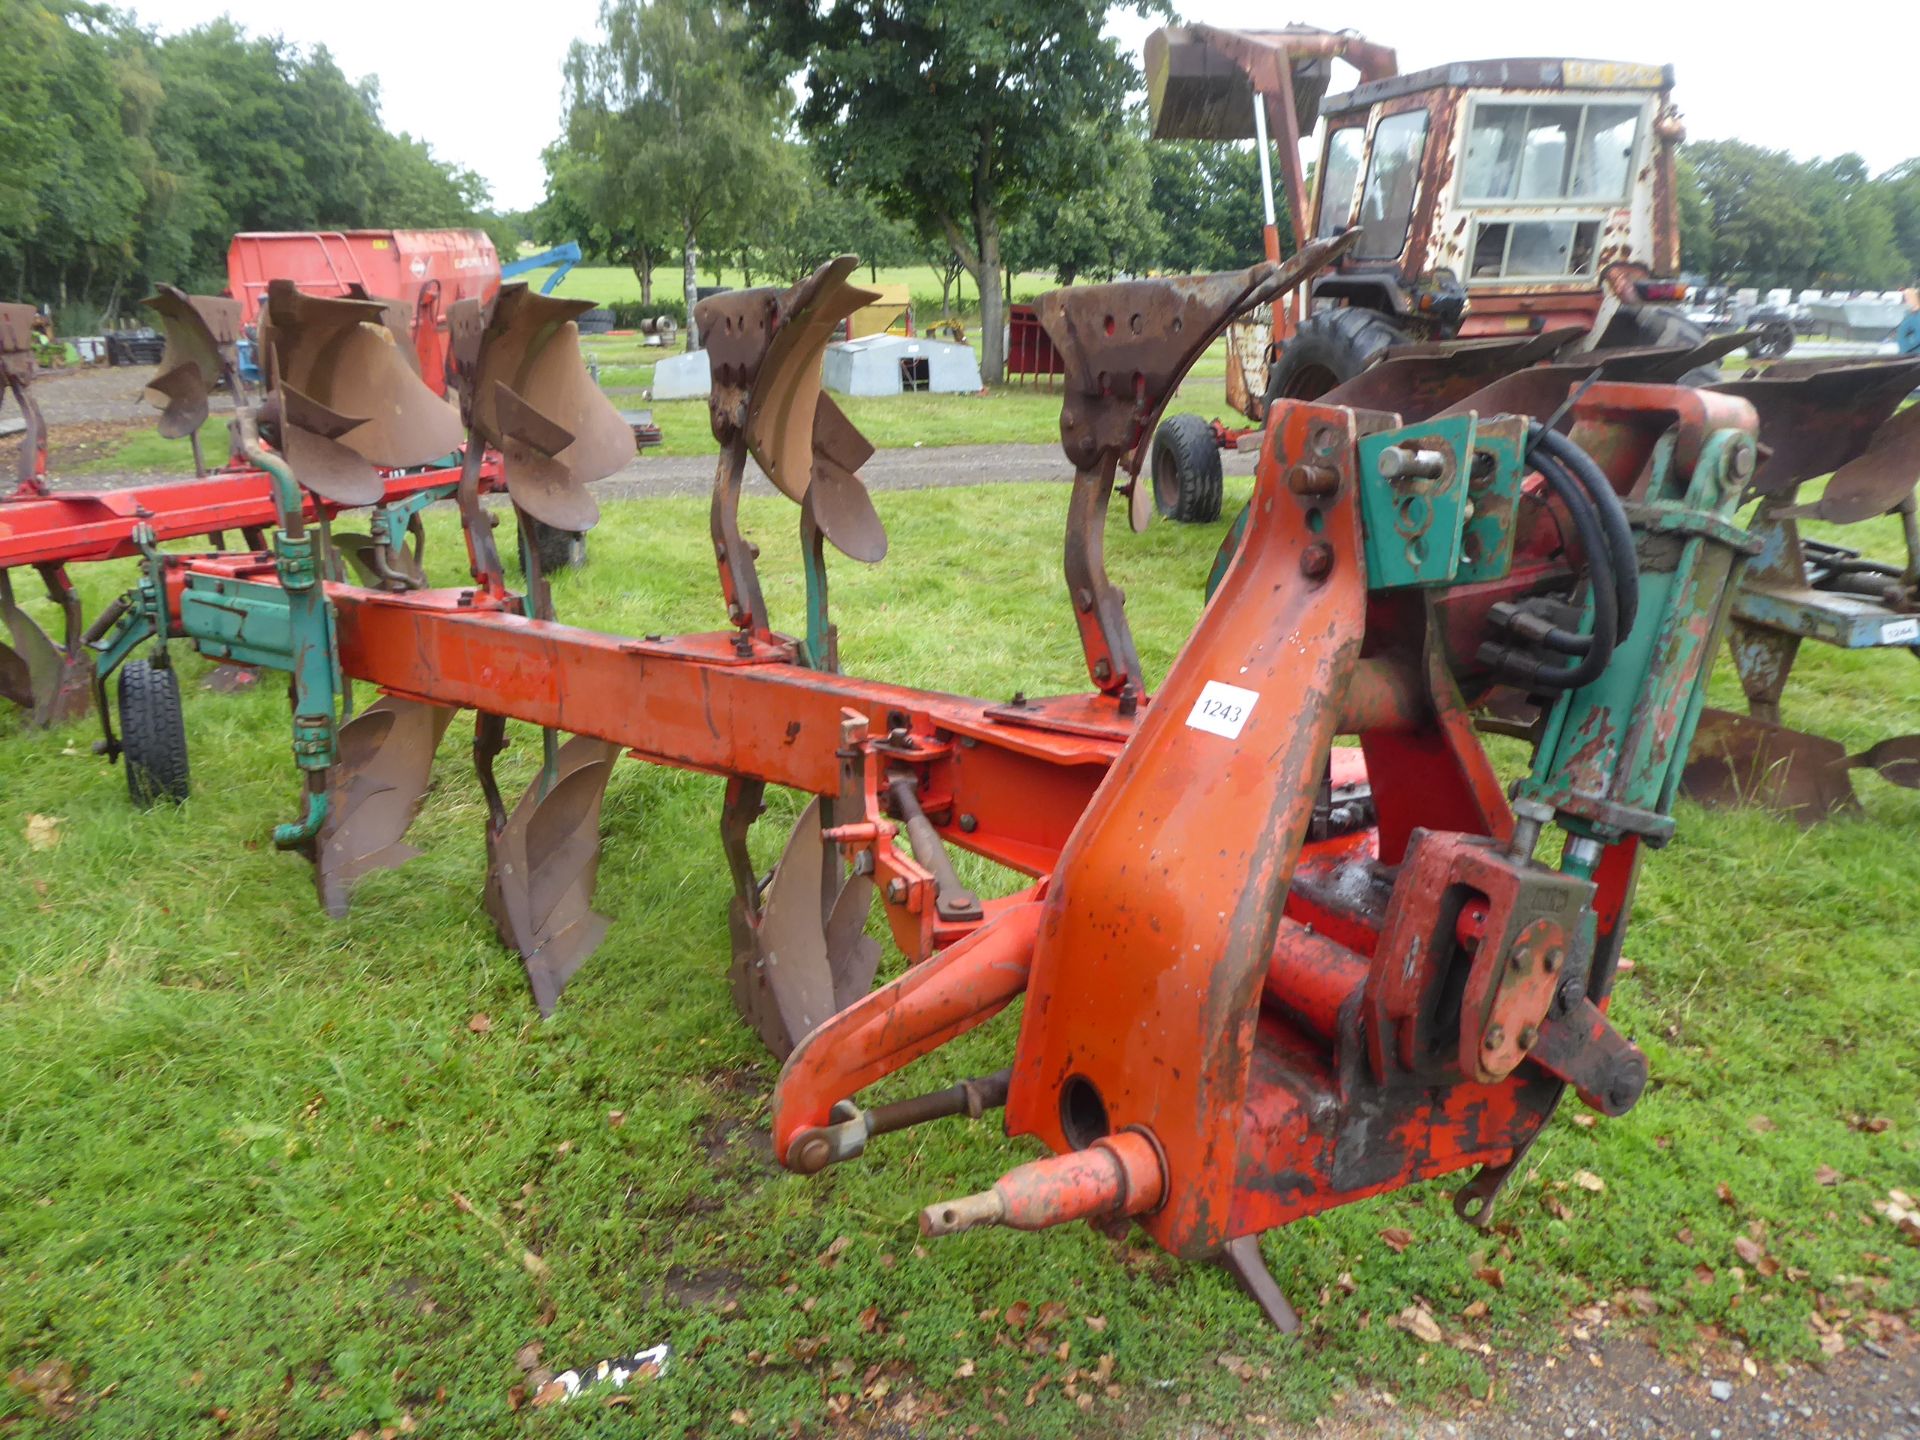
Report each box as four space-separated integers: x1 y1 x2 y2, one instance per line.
1711 358 1920 500
260 282 466 491
312 696 455 916
142 286 244 440
1681 707 1859 823
1042 236 1354 695
1780 399 1920 525
483 733 622 1015
2 303 48 496
0 565 90 726
453 285 632 532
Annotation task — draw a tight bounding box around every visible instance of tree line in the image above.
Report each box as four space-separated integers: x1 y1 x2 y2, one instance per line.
1 0 509 325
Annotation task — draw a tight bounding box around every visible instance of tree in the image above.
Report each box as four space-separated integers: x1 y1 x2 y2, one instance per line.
1007 117 1164 287
558 0 802 347
1683 140 1824 293
751 1 1157 384
1149 141 1270 274
755 154 916 285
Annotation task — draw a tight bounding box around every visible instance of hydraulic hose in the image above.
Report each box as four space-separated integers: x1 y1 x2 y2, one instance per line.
1531 425 1640 643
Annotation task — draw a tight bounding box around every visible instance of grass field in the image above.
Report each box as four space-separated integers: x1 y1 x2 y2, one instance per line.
2 477 1917 1438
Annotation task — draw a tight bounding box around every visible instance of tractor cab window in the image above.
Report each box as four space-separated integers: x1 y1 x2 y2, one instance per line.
1462 99 1643 204
1354 109 1430 260
1316 125 1366 238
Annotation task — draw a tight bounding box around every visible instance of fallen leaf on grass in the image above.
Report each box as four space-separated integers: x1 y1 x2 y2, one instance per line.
1474 1267 1505 1289
1573 1170 1605 1193
467 1012 492 1034
1732 1236 1767 1267
1004 1301 1032 1330
1394 1305 1443 1344
1851 1116 1892 1134
818 1235 851 1267
953 1359 975 1379
1083 1315 1107 1333
24 814 61 851
1380 1227 1414 1253
730 1408 751 1425
1747 1114 1776 1134
514 1342 543 1372
1462 1300 1489 1320
1716 1182 1737 1207
858 1305 880 1334
1816 1165 1841 1187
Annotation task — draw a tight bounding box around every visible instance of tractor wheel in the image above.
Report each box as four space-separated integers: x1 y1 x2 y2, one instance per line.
1264 306 1408 402
1150 413 1224 524
118 659 189 807
1598 304 1724 386
529 520 587 573
1748 320 1795 361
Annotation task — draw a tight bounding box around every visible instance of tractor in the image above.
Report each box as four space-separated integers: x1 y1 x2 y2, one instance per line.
1144 26 1710 522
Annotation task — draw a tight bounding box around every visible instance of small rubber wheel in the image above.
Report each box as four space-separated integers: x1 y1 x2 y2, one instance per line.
529 519 587 572
1150 413 1224 524
119 659 189 807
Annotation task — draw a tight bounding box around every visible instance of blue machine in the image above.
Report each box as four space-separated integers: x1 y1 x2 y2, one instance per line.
500 242 583 295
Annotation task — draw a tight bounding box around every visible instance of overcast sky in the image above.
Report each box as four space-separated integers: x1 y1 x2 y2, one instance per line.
124 0 1915 214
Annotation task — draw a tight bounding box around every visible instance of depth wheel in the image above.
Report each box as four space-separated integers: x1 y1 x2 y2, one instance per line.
1149 413 1224 524
118 658 190 807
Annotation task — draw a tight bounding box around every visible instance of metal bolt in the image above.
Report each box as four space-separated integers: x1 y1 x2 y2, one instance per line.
1287 463 1339 497
1300 543 1335 580
1518 1024 1540 1050
1483 1024 1506 1051
1074 587 1094 612
958 813 978 833
1376 446 1447 482
1543 947 1564 974
1727 441 1756 483
793 1135 832 1173
885 878 907 904
1092 659 1112 681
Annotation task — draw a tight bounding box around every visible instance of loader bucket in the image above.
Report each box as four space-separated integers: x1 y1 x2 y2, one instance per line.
467 285 634 532
483 734 623 1015
141 286 243 438
312 696 456 916
728 796 879 1058
1711 357 1920 503
259 282 465 493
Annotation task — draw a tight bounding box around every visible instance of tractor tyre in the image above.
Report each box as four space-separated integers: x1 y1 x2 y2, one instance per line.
119 659 189 807
1264 306 1408 402
1150 413 1224 524
1747 319 1795 361
1598 304 1724 386
529 519 587 573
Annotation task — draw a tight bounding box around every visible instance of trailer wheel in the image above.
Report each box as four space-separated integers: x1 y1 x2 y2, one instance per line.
528 520 587 573
1150 413 1224 523
1599 305 1724 385
1264 306 1407 402
119 659 189 807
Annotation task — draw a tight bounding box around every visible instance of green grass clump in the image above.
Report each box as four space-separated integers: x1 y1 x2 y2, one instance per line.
1 481 1915 1437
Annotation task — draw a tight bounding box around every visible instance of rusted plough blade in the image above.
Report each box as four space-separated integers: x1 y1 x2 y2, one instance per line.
1712 357 1920 508
0 570 89 727
1681 708 1859 823
729 796 878 1058
465 286 634 531
312 696 456 916
259 282 466 505
142 286 244 439
1319 328 1580 422
484 734 623 1016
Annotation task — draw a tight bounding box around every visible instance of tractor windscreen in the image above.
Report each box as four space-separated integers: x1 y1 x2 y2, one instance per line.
1460 97 1644 281
1316 125 1365 238
1355 109 1429 260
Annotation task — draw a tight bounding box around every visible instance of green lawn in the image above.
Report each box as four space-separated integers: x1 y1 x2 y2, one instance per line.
3 473 1916 1438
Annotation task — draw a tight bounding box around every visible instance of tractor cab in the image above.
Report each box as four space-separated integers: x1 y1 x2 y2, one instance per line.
1310 59 1685 341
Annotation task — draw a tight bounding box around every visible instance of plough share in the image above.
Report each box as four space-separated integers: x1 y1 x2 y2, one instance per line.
91 239 1764 1323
